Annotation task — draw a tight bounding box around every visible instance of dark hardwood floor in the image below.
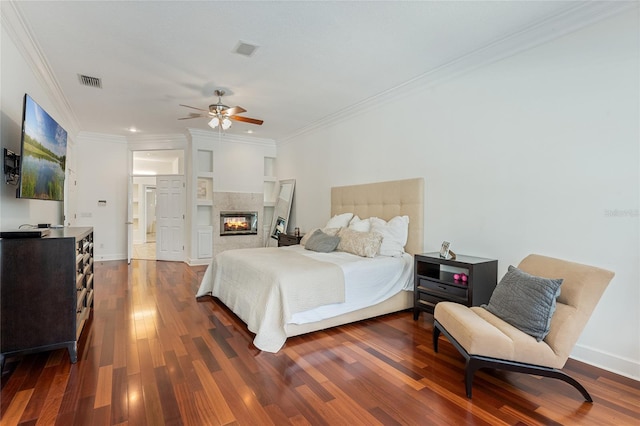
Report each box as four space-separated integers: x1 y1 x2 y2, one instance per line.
2 260 639 425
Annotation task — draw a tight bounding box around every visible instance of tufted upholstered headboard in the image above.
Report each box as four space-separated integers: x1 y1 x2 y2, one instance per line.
331 178 424 255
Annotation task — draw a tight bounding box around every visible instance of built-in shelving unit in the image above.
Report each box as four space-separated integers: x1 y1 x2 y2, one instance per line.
195 149 214 258
263 157 277 243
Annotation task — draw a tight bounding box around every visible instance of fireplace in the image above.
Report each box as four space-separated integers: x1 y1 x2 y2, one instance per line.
220 211 258 236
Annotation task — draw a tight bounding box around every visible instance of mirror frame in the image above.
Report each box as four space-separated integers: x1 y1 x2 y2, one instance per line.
269 179 295 242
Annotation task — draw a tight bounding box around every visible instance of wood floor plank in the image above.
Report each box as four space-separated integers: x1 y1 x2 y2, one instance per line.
125 373 146 426
2 389 33 426
142 382 165 426
192 359 235 424
2 259 638 425
110 367 128 424
94 365 113 409
153 365 182 424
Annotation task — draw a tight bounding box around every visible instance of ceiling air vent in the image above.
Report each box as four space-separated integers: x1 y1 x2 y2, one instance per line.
233 41 258 57
78 74 102 88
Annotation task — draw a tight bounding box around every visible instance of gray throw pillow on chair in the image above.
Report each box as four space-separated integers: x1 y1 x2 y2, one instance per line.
482 265 563 341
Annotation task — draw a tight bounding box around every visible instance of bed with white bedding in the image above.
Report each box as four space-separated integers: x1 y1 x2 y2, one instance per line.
196 178 424 352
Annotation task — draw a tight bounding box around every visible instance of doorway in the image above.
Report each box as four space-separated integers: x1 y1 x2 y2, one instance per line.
132 179 157 260
130 150 185 261
145 186 157 243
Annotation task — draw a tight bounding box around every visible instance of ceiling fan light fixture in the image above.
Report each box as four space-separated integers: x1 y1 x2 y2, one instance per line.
208 117 220 129
222 117 232 130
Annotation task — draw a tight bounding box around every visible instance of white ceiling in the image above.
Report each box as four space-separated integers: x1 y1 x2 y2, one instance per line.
5 1 628 141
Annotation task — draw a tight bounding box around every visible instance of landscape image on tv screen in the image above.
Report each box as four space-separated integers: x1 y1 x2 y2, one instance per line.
19 94 67 201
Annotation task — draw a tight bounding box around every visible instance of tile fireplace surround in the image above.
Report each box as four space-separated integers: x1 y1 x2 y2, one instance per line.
213 192 263 257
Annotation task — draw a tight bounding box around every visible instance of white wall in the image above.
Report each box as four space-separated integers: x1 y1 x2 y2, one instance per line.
75 132 128 260
278 11 639 379
1 25 65 229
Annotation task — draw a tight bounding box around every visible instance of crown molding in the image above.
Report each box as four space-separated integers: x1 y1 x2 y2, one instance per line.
1 1 81 137
127 133 187 144
187 128 276 148
77 131 128 145
279 1 638 144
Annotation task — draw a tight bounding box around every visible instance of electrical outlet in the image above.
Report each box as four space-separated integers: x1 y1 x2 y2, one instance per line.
100 243 104 248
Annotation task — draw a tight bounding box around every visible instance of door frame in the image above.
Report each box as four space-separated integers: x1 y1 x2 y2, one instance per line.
128 147 186 262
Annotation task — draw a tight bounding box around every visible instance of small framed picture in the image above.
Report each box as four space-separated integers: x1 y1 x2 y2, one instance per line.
271 216 286 239
439 241 450 258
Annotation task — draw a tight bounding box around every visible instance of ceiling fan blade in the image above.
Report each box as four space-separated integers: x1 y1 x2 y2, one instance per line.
230 115 263 125
178 113 207 120
179 104 209 113
222 106 247 116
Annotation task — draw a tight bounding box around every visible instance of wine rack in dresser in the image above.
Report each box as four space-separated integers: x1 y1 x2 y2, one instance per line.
75 229 94 339
0 227 94 369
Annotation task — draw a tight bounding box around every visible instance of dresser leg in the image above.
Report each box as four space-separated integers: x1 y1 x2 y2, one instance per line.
68 342 78 363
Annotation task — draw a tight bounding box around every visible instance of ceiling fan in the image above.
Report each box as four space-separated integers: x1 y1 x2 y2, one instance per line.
178 89 263 130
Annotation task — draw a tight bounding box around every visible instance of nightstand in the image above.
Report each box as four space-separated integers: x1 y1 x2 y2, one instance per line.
413 252 498 319
278 233 303 247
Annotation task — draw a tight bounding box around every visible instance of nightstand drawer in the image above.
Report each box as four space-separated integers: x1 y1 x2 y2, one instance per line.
416 291 447 305
418 278 468 299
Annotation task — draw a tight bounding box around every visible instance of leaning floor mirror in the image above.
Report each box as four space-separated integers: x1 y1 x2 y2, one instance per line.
269 179 295 246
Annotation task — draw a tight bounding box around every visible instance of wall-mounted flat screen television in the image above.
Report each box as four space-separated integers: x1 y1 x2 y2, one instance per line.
18 94 67 201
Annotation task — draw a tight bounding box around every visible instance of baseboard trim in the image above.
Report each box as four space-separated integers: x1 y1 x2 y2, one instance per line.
187 257 212 266
96 254 127 261
571 343 640 381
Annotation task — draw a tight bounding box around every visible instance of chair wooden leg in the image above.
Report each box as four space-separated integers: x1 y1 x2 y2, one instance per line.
433 319 594 402
465 358 482 398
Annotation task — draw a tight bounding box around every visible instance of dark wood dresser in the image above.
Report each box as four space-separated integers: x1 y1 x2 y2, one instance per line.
0 227 94 369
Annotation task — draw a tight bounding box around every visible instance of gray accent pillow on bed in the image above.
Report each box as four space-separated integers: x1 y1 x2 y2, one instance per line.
482 265 563 342
303 229 341 253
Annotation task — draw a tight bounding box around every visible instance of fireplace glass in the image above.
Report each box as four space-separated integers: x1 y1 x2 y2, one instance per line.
220 211 258 236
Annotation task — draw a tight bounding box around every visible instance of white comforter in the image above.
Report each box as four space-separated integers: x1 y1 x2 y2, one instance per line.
196 247 345 352
196 246 413 352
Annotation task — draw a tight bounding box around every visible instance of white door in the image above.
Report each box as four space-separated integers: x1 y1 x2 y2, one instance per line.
127 175 133 263
156 175 185 261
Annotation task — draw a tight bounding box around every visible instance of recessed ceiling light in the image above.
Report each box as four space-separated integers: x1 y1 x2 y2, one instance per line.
129 127 137 133
247 130 253 134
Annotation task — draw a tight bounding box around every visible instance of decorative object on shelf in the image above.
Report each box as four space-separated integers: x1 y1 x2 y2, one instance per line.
294 227 300 237
454 273 468 282
197 179 207 199
178 89 263 130
271 217 286 239
439 241 456 259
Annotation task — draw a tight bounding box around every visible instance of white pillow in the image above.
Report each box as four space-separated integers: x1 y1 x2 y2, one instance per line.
370 215 409 257
325 212 353 228
348 215 371 232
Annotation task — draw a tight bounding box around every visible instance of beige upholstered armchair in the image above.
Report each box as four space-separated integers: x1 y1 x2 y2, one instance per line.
433 254 614 401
